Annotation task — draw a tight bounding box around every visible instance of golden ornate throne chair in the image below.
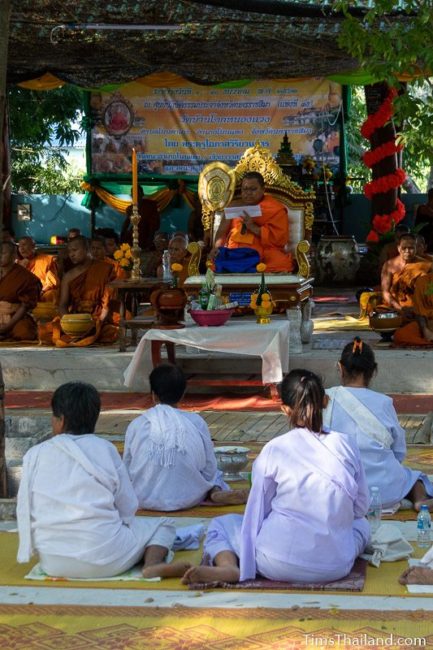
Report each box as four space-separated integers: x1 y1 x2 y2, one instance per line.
184 143 316 349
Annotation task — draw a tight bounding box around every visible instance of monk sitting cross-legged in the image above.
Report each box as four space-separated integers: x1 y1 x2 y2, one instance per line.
0 240 40 342
393 272 433 346
18 236 59 303
53 236 118 347
381 233 432 318
209 171 294 273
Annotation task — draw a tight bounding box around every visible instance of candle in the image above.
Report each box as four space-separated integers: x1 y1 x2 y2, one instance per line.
132 148 138 205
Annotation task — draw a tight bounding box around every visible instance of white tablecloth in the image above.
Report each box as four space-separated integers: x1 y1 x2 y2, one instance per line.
123 320 290 389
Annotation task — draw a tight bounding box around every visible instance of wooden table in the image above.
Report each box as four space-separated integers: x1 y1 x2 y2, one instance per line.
109 277 169 351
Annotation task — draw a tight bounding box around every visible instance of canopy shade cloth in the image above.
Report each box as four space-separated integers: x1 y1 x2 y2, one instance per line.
124 320 290 390
7 1 413 88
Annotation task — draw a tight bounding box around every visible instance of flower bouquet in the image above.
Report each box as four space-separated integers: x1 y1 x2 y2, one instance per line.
249 263 275 324
113 243 133 273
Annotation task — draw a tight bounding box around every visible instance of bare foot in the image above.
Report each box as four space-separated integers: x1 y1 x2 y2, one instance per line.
399 566 433 585
413 498 433 512
209 489 249 506
181 564 240 585
142 561 192 579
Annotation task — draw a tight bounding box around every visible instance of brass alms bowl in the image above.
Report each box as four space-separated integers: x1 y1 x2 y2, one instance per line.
60 313 94 337
369 311 402 341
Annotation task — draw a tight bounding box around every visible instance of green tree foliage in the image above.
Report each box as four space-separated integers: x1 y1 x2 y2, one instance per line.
8 85 84 194
334 0 433 173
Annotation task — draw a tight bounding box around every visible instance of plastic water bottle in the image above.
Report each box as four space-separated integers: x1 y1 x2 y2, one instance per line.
367 486 382 534
417 505 432 548
162 250 172 282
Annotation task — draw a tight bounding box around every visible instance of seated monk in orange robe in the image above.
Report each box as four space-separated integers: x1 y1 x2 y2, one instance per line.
90 236 127 280
0 241 40 341
394 272 433 345
381 233 432 317
209 171 293 273
17 236 59 303
156 235 191 287
90 235 128 325
53 236 118 347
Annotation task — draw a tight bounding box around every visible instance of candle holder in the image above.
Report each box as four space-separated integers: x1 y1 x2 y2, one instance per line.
130 204 141 280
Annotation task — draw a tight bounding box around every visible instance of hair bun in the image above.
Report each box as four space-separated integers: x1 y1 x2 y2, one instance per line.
352 337 363 355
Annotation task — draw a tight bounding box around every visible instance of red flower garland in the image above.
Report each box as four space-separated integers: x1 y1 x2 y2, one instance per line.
361 87 406 239
361 88 397 140
368 198 406 239
363 141 403 168
364 168 406 200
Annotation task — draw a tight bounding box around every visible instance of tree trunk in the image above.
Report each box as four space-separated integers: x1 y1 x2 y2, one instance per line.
364 82 398 217
0 1 10 497
0 0 11 234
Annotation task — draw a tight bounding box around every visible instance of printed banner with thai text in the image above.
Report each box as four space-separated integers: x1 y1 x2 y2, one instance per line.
90 77 341 176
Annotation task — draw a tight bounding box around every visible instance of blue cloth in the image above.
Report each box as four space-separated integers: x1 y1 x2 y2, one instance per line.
214 247 260 273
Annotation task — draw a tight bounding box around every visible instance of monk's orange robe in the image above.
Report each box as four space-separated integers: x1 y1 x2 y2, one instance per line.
389 259 432 309
227 194 293 272
104 257 129 325
394 273 433 346
105 256 128 280
0 264 39 341
19 254 59 303
53 261 118 347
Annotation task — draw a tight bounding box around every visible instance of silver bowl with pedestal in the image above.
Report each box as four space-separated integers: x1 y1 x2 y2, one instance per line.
214 446 250 481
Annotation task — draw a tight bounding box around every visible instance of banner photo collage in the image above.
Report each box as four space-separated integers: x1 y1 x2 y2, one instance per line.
89 77 341 176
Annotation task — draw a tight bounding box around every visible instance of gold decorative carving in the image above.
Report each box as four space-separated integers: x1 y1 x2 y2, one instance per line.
304 201 315 231
201 204 214 233
234 143 315 203
296 239 311 279
187 241 202 277
130 204 141 280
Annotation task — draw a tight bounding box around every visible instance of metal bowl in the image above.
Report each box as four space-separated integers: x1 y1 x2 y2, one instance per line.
214 446 250 481
369 311 402 341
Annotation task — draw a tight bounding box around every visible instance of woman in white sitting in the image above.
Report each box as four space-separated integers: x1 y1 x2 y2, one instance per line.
123 364 248 511
323 337 433 511
16 381 187 579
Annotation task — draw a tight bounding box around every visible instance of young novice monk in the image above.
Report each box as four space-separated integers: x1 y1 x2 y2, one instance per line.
17 381 188 579
123 364 248 511
324 337 433 511
182 369 370 585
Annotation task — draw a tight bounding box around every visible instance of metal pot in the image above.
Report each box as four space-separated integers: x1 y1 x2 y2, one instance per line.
316 236 361 285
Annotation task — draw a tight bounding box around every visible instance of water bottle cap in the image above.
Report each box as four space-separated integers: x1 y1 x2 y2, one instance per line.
371 486 379 492
420 504 430 511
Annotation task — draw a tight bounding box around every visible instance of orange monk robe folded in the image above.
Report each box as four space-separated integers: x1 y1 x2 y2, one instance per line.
53 261 118 347
227 194 293 272
394 273 433 346
19 254 59 303
389 260 432 309
0 264 40 341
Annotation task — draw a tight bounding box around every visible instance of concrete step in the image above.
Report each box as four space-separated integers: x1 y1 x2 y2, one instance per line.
1 343 433 394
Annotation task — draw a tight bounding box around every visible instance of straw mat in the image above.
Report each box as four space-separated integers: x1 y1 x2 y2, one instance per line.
0 603 432 649
0 532 430 598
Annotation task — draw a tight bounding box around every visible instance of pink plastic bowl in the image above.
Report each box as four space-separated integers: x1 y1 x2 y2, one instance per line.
190 309 234 327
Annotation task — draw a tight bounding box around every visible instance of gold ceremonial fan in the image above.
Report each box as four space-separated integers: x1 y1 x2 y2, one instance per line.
198 162 236 212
